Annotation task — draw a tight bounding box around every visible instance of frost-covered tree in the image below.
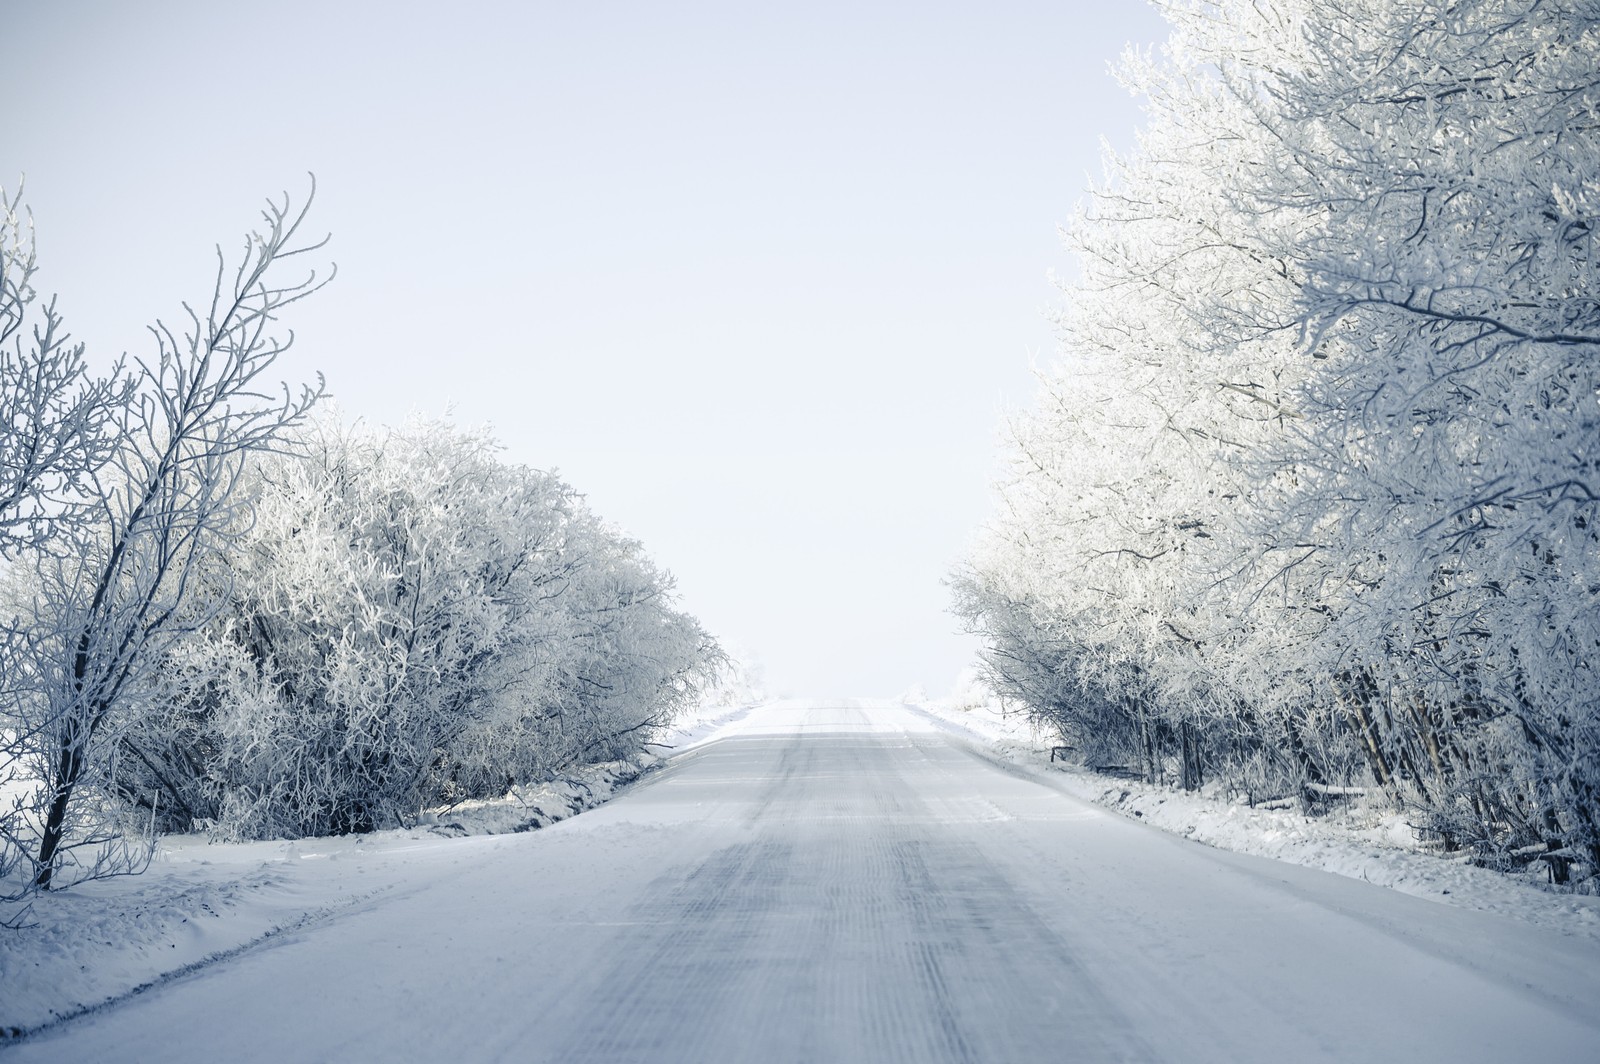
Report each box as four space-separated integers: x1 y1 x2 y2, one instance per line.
3 185 327 889
533 520 721 766
2 182 135 894
956 0 1316 791
959 0 1599 880
0 184 131 556
1246 0 1600 870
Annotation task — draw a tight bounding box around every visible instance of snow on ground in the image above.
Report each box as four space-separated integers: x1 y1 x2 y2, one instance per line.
909 691 1600 944
7 699 1598 1063
0 699 764 1038
5 688 1597 1046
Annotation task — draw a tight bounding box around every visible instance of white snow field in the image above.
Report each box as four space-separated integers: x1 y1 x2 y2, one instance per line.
6 699 1599 1063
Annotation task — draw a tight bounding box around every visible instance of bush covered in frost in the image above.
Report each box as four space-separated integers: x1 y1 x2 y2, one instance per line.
113 418 720 840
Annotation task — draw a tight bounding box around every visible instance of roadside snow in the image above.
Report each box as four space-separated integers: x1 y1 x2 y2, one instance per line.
0 700 764 1038
7 689 1596 1044
908 694 1600 944
10 699 1598 1064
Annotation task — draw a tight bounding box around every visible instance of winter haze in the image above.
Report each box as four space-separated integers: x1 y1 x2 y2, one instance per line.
0 0 1168 697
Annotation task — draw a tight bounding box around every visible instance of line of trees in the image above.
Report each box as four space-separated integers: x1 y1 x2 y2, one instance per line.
2 183 720 897
954 0 1598 886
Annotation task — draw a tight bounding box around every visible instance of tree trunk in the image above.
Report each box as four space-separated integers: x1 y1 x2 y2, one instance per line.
1336 669 1392 789
1180 720 1202 792
35 716 88 888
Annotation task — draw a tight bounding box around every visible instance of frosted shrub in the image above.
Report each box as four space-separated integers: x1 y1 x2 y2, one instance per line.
117 418 720 839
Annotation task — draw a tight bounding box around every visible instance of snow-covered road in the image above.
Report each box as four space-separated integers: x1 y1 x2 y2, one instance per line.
10 700 1598 1062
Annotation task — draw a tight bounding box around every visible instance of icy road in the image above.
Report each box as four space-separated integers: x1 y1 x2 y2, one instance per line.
10 701 1599 1062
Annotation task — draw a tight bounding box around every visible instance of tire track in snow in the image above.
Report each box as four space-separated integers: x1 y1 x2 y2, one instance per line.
540 722 1155 1063
549 839 795 1064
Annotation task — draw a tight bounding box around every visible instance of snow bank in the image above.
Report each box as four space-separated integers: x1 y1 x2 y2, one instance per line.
907 694 1600 945
0 699 765 1038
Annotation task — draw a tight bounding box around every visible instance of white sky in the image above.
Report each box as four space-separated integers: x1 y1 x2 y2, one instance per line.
3 0 1168 698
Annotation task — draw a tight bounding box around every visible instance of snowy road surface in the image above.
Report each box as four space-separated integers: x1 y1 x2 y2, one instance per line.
9 700 1599 1063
